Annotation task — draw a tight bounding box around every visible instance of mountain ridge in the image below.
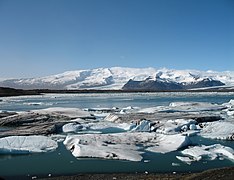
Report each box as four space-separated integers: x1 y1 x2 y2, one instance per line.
0 67 234 90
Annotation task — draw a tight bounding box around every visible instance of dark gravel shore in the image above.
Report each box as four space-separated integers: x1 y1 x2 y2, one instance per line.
38 166 234 180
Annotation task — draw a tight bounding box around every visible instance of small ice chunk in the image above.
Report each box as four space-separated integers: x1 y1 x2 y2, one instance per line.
62 122 87 133
131 120 151 132
189 124 197 130
176 156 193 165
172 162 180 166
104 114 121 122
227 110 234 116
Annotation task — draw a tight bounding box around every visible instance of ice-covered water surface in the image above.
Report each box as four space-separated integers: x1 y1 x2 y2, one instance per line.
0 92 234 179
0 92 234 112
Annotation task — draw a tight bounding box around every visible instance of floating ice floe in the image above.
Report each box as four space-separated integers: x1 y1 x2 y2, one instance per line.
168 102 227 112
223 99 234 109
23 102 54 106
176 144 234 164
223 99 234 116
88 121 135 133
119 106 139 114
0 135 58 154
63 133 190 161
146 134 191 153
199 121 234 140
84 107 119 113
139 102 226 114
62 121 135 134
32 107 93 119
138 106 169 113
62 122 88 133
156 119 197 135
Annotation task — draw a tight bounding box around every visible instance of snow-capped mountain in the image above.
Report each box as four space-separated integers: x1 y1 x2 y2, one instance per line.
0 67 234 90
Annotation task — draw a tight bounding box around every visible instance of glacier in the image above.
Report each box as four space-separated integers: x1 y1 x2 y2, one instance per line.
0 67 234 90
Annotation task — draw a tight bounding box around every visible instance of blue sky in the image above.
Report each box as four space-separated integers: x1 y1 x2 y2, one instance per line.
0 0 233 78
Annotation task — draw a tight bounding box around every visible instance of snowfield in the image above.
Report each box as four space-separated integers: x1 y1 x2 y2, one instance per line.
0 67 234 89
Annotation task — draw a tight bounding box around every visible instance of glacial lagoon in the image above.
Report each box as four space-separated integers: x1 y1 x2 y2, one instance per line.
0 92 234 179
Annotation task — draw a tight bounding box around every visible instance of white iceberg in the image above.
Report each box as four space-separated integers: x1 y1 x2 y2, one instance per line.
223 100 234 116
63 133 146 161
62 121 135 134
104 114 122 122
0 135 58 154
177 144 234 164
63 132 190 161
223 99 234 109
131 120 151 132
156 119 197 134
200 121 234 140
62 122 88 133
146 134 191 153
88 121 135 132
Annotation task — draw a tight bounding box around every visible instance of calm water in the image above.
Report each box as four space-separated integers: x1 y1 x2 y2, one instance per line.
0 92 234 179
1 92 234 112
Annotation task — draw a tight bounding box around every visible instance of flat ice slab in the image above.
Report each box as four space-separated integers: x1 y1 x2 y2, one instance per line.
32 107 93 119
64 133 190 161
146 134 191 153
139 102 226 113
0 135 58 154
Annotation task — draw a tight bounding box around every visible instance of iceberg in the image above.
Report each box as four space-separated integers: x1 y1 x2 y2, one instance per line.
200 121 234 140
0 135 58 154
62 122 88 133
130 120 152 132
63 133 146 161
62 121 135 134
146 134 191 153
177 144 234 164
32 107 93 119
223 99 234 116
155 119 197 134
139 102 226 113
168 102 226 112
63 132 190 161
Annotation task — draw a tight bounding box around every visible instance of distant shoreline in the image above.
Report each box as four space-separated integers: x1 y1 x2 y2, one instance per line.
1 87 234 97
